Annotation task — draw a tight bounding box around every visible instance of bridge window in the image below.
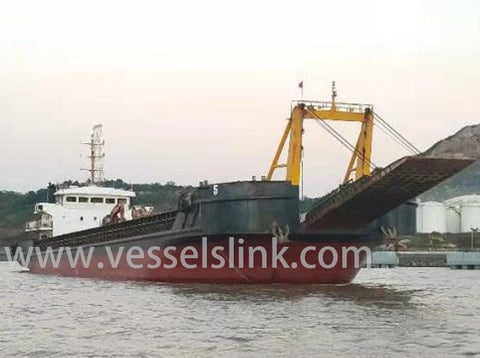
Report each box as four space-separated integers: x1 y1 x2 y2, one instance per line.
105 198 115 204
118 198 127 205
91 197 104 203
66 196 77 202
79 197 88 203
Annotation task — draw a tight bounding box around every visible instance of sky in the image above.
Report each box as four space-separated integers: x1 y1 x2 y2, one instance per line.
1 0 479 197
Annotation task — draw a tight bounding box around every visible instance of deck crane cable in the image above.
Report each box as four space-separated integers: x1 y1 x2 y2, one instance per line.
374 112 420 154
306 108 377 169
372 112 421 155
373 120 418 155
373 115 419 155
305 108 378 169
313 119 378 170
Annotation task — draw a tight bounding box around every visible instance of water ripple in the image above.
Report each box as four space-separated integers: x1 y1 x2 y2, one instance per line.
1 265 479 357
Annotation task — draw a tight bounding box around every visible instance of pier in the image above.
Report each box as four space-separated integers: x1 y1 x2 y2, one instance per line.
447 252 480 269
370 250 480 268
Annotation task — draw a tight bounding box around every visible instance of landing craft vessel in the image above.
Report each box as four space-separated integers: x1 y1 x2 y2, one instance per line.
22 85 475 283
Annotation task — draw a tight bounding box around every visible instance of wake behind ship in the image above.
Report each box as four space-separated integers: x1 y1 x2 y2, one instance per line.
21 87 475 283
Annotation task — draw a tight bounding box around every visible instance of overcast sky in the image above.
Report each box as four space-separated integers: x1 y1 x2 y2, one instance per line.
1 0 479 196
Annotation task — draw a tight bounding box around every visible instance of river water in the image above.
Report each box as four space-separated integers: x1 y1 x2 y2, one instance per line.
0 265 478 357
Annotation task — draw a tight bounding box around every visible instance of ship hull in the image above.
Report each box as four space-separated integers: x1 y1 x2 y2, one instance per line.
28 234 375 284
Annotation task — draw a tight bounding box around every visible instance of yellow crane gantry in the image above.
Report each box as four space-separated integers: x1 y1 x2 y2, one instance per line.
267 83 374 185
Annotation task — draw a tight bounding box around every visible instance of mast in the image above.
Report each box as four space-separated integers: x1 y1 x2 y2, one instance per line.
82 124 105 184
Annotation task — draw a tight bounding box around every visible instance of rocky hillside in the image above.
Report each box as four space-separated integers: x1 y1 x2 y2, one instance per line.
420 124 480 201
423 124 480 159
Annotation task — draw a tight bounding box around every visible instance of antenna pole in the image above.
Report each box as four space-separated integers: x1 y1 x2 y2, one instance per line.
331 81 337 109
82 124 105 184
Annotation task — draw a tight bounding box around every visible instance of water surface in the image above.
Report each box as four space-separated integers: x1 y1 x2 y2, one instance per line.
1 265 478 357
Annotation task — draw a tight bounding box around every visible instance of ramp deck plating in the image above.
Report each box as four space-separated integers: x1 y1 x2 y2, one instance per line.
304 156 475 230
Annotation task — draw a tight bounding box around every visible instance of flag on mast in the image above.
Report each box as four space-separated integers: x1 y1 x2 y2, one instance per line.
298 80 304 97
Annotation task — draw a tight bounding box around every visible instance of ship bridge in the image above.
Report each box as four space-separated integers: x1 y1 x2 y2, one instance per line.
28 185 136 238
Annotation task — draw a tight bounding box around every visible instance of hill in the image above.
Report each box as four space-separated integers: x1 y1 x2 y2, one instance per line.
420 124 480 201
423 124 480 159
0 189 49 246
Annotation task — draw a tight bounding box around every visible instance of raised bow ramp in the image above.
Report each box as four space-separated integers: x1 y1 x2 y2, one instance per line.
304 156 476 230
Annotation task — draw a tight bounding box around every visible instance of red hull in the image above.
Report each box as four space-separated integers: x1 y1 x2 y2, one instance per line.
28 236 372 284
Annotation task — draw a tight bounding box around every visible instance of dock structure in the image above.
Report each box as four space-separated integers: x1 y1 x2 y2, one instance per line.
369 251 480 268
398 251 447 267
369 251 448 268
447 252 480 269
304 156 475 230
371 251 399 268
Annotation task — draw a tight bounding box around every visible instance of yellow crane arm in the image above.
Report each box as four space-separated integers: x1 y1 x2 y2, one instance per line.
266 99 374 186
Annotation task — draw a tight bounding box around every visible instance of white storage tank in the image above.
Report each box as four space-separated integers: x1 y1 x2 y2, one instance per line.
446 206 461 233
460 203 480 233
419 201 447 233
416 203 423 233
445 195 480 206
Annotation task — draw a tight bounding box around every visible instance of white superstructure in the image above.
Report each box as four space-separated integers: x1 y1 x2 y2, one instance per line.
26 186 136 238
25 124 154 239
